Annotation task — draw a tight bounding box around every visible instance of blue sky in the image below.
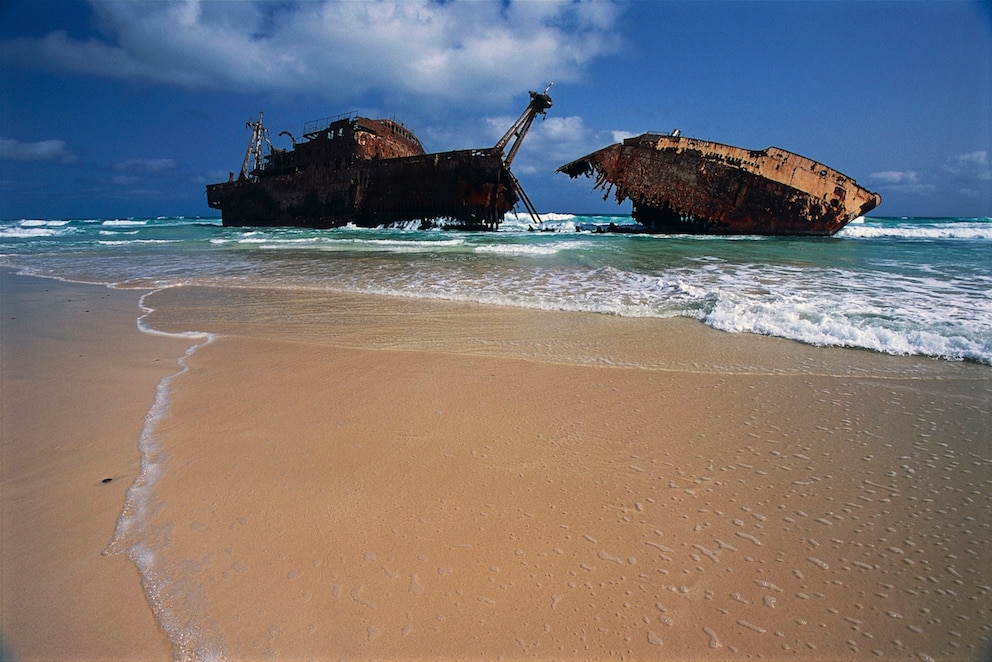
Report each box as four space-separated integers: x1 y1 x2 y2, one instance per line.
1 0 989 220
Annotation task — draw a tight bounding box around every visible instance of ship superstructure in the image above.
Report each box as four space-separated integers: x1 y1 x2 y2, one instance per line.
207 88 552 230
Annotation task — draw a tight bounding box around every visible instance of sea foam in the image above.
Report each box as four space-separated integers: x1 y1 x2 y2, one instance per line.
3 214 990 364
103 288 222 660
838 218 992 240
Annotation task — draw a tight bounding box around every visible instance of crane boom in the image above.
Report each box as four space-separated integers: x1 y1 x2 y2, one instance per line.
493 84 553 167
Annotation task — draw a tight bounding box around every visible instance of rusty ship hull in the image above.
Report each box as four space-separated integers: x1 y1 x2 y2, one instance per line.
207 148 517 230
558 133 881 236
208 89 551 231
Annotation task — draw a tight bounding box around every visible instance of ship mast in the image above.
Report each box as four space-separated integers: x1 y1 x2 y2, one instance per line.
493 84 553 225
239 112 271 180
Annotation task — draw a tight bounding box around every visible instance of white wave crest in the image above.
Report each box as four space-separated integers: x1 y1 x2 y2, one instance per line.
506 211 575 223
473 240 590 256
19 219 70 227
102 219 148 227
704 289 991 364
839 221 992 240
0 227 63 238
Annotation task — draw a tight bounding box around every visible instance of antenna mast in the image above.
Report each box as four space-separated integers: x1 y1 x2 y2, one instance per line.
239 112 270 180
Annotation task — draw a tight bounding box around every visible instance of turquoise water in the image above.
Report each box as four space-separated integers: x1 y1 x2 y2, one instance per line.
2 213 990 364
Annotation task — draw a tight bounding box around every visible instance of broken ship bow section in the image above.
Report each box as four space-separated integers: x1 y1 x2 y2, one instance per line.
558 133 881 236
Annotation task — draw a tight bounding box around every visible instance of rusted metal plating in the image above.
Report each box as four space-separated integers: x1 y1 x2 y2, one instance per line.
207 87 552 230
559 133 881 236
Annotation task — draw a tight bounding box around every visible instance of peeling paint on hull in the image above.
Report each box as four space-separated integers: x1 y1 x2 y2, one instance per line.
558 133 881 236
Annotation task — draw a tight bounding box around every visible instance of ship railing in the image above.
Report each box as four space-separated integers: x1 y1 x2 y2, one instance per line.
303 111 358 136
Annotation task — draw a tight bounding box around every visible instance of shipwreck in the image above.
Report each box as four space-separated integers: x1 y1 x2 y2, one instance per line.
557 132 881 236
206 87 552 230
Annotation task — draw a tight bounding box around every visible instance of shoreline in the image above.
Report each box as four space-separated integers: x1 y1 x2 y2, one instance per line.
2 271 990 660
141 284 988 379
1 271 189 659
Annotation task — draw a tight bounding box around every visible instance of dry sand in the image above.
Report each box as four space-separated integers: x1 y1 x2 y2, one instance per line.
2 272 990 661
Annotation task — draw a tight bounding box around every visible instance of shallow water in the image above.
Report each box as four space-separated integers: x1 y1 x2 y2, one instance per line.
3 213 990 364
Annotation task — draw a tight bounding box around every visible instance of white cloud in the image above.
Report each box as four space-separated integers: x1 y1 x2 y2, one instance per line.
868 170 935 195
540 116 590 142
869 170 920 185
869 153 991 201
111 174 142 186
0 137 77 163
484 113 589 142
527 115 601 163
611 130 638 143
481 113 606 169
115 158 178 172
8 1 623 106
945 150 992 181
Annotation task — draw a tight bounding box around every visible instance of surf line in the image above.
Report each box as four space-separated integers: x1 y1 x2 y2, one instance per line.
102 286 224 660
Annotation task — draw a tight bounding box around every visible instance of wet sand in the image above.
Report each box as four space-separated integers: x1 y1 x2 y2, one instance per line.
1 272 186 659
2 273 991 660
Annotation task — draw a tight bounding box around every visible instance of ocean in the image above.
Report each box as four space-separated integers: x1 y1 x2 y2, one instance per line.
2 213 990 365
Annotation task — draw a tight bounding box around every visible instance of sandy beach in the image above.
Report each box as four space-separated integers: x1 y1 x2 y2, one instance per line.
2 271 990 660
1 273 188 659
